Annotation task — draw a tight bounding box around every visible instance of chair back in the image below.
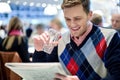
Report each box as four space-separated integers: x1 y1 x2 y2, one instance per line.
0 51 22 80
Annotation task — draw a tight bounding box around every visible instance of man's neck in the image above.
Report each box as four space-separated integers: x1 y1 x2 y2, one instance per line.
72 22 93 46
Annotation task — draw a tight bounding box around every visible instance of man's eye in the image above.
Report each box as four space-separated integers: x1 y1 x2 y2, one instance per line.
116 20 120 23
66 19 70 21
75 18 81 20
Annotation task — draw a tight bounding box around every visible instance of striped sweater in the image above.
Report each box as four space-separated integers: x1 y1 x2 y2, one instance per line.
33 25 120 80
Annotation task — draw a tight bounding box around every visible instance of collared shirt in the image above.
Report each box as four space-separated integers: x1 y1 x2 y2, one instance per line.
71 22 93 46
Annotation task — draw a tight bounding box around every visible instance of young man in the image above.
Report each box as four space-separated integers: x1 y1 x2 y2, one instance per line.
33 0 120 80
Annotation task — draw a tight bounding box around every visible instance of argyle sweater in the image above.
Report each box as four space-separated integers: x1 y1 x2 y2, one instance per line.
33 25 120 80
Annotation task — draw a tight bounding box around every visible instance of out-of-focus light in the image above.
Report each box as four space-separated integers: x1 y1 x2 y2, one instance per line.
0 21 3 25
36 3 41 7
56 5 61 9
7 0 11 4
44 5 58 15
0 2 12 13
30 2 34 6
28 46 35 53
54 0 58 1
93 10 103 16
41 3 47 7
23 2 27 6
15 1 19 5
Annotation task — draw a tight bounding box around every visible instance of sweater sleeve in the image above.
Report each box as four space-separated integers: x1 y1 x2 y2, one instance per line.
32 46 59 62
102 33 120 80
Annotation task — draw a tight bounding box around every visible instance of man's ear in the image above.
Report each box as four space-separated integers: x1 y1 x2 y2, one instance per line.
88 11 93 20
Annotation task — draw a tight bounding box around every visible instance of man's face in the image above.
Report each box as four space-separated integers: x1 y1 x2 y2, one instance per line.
111 14 120 30
63 5 92 37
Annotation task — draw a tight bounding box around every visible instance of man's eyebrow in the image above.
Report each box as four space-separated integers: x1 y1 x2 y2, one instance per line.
64 16 82 19
64 17 70 19
75 16 81 18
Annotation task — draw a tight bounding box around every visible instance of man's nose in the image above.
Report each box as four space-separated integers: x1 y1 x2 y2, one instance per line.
70 20 76 27
112 20 116 25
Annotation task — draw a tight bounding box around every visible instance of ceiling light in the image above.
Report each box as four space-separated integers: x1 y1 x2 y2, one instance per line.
42 3 47 7
30 2 34 6
7 0 11 4
54 0 58 1
44 5 58 15
0 2 12 13
23 2 27 6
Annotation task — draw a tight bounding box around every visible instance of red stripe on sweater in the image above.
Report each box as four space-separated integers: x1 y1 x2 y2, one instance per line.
95 38 107 59
66 58 79 75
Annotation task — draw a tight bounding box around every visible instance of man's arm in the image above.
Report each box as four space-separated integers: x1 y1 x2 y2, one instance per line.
32 46 59 62
103 33 120 80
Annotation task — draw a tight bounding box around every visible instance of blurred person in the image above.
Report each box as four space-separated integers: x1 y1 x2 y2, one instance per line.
49 18 68 35
28 24 45 59
0 25 6 39
28 23 45 46
35 24 45 35
26 23 33 38
91 13 103 27
33 0 120 80
0 17 30 62
111 7 120 33
0 36 2 43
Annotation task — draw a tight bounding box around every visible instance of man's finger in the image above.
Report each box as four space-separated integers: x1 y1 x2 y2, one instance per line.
55 73 66 80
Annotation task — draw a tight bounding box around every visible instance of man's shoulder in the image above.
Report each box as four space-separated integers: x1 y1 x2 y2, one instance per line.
59 31 70 44
99 27 116 35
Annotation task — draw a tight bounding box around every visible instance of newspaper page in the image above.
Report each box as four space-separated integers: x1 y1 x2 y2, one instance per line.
5 63 67 80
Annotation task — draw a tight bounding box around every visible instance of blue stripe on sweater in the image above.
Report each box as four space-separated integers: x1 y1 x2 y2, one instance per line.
91 28 103 47
60 48 71 66
77 70 87 80
72 50 86 66
60 44 101 80
87 71 101 80
90 28 106 60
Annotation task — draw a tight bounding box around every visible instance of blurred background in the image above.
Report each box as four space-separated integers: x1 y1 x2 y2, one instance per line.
0 0 63 25
0 0 120 61
0 0 119 27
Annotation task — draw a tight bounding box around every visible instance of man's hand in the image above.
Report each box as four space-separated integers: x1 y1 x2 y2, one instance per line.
33 32 50 51
33 31 59 52
54 73 79 80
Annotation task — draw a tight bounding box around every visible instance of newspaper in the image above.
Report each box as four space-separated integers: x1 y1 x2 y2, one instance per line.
5 63 67 80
